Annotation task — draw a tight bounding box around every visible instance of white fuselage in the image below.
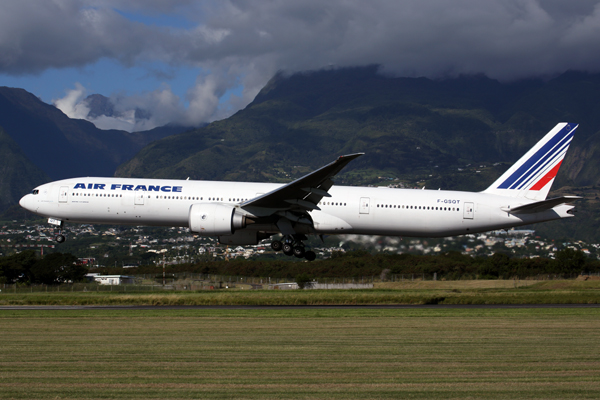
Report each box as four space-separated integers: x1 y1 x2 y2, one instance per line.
19 177 574 238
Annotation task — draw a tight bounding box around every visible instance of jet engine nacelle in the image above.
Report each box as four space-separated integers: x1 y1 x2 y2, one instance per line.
189 203 247 236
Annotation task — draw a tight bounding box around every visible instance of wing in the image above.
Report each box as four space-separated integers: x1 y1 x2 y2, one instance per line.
241 153 363 218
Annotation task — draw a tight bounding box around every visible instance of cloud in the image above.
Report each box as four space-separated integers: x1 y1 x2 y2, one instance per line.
53 83 91 120
53 79 235 132
53 83 178 131
8 1 600 129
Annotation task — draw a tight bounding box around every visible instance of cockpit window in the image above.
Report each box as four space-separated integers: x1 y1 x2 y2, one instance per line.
32 189 39 195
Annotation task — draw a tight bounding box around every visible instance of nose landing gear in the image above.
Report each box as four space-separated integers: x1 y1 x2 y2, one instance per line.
48 218 66 243
270 235 316 261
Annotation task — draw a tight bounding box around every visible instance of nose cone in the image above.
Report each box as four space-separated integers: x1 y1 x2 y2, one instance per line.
19 194 31 211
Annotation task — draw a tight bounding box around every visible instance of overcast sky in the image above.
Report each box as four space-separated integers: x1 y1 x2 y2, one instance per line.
2 0 600 131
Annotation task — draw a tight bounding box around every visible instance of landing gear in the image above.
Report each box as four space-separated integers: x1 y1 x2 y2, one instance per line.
271 235 316 261
293 245 305 258
49 219 65 244
271 240 283 252
282 242 294 256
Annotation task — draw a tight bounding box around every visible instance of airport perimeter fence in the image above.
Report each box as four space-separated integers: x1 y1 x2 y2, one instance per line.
0 282 176 294
1 271 597 293
150 271 597 285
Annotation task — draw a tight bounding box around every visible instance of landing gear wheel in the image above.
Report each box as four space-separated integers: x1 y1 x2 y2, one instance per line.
293 246 305 258
304 251 316 261
282 243 294 256
271 240 283 252
55 234 66 243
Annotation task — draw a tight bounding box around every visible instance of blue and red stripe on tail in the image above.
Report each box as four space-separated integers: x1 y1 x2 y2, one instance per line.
483 123 578 201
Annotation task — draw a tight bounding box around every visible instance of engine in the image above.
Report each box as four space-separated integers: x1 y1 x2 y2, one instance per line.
188 203 248 236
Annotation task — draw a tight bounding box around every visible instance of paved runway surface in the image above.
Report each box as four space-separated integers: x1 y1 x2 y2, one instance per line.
1 304 600 310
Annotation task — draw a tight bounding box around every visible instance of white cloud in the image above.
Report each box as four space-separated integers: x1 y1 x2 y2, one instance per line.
52 79 239 132
53 83 91 120
91 112 137 131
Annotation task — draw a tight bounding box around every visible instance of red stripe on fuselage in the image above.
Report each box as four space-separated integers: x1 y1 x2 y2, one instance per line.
530 161 562 191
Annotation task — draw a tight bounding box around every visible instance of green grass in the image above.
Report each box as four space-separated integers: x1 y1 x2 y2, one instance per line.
1 308 600 399
2 280 600 306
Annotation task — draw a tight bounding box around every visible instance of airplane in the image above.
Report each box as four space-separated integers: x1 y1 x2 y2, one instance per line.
19 122 580 261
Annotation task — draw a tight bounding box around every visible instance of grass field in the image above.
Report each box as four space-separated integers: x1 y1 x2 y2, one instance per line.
1 308 600 399
1 280 600 306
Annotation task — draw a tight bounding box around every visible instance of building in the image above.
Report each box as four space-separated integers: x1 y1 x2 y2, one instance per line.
90 275 136 285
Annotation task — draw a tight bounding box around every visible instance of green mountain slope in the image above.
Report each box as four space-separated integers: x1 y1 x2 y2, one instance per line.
0 87 187 180
0 126 48 211
116 67 584 185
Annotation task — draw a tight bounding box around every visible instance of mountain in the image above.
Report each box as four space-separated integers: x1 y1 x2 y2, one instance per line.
0 87 188 181
115 66 600 241
83 94 117 118
116 66 597 186
84 94 151 120
0 126 48 212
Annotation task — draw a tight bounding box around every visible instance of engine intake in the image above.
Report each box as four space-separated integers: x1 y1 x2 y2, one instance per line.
189 203 247 236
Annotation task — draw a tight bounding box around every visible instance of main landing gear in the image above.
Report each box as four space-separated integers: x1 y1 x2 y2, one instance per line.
55 234 66 243
271 235 316 261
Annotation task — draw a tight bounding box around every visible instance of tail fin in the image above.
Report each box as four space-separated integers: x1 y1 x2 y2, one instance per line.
483 122 578 201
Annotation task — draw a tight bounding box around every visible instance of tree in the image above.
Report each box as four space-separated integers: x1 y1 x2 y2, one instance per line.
30 253 84 285
478 253 511 279
295 273 312 289
553 248 587 275
0 250 38 284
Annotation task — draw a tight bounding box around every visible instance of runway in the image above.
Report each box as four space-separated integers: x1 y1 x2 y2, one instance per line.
2 304 600 310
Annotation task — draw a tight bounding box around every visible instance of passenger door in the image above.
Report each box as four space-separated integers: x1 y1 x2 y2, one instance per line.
359 197 370 214
59 186 69 203
135 192 145 205
463 202 474 219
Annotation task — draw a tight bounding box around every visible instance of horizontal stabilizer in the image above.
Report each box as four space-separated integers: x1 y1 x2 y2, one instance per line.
501 196 581 214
